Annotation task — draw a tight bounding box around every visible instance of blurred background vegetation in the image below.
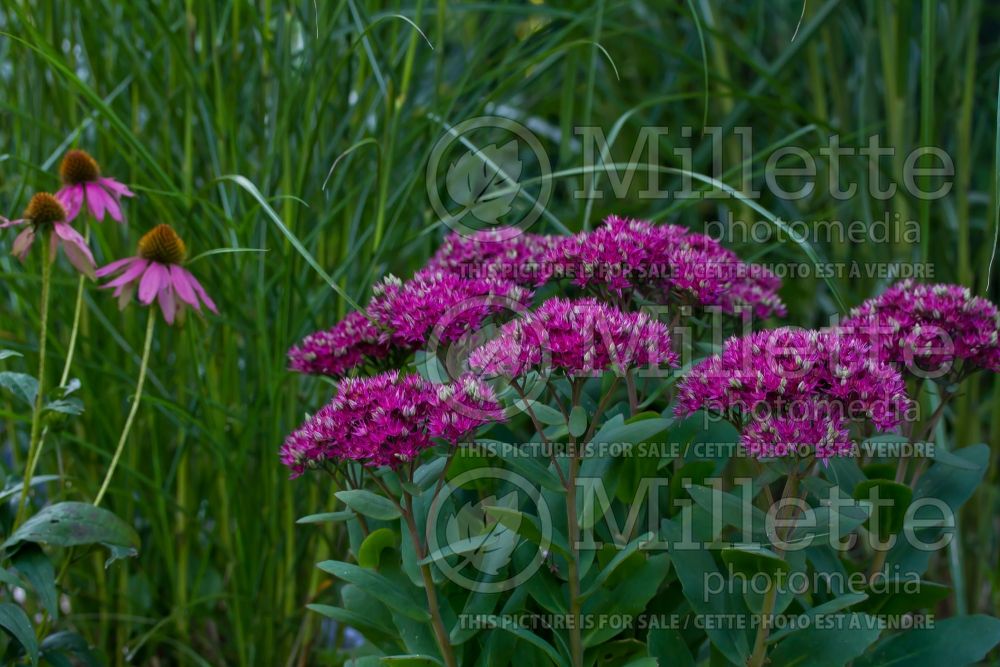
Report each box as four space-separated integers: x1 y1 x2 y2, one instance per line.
0 0 998 664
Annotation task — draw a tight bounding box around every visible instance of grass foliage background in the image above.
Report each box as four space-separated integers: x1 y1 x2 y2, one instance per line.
1 0 999 664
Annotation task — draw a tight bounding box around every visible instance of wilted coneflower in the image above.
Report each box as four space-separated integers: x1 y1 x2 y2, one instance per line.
95 224 217 325
0 192 96 277
56 149 134 223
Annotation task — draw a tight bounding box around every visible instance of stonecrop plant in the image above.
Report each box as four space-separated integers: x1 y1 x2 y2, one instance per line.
285 216 1000 666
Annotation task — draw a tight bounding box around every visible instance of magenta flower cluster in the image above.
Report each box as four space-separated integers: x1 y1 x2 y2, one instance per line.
289 269 529 377
280 371 502 475
675 327 910 458
469 297 678 378
288 312 390 377
540 215 786 318
425 227 558 286
840 279 1000 375
369 269 530 347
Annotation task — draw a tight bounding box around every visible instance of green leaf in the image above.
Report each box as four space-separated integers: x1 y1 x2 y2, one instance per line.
854 614 1000 667
853 479 912 539
480 441 563 493
3 502 140 567
316 560 429 621
39 631 100 667
568 405 587 438
888 444 989 577
768 613 880 667
0 476 60 504
485 505 568 558
660 517 751 665
590 414 670 446
647 628 695 667
685 483 767 540
358 528 399 569
859 578 950 616
720 545 790 579
0 350 22 361
581 532 656 599
296 511 354 524
379 656 443 666
11 545 57 619
524 401 565 426
767 593 869 643
0 602 38 666
412 458 448 490
490 616 568 667
42 398 84 417
307 599 395 639
335 489 401 521
0 372 38 406
0 567 22 588
786 497 870 547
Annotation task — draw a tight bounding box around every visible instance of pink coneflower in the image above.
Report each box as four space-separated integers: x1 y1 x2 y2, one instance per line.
95 224 217 325
56 149 134 223
1 192 96 277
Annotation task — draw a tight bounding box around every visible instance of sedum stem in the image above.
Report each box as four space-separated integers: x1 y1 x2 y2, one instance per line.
565 453 584 667
94 310 156 506
399 488 457 667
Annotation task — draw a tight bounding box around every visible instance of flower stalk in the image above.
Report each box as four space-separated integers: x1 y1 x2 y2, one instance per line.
15 229 54 527
748 468 801 667
94 310 156 506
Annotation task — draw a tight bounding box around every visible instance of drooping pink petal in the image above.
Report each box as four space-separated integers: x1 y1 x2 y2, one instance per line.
158 285 177 324
95 256 137 278
11 227 35 261
102 192 124 223
138 262 167 304
85 183 107 221
117 282 136 310
104 258 149 288
184 268 218 314
54 222 96 278
99 177 135 198
169 265 200 310
56 186 84 222
0 217 27 229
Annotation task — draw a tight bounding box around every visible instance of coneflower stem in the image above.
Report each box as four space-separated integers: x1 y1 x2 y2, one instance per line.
59 227 90 387
50 227 91 488
94 311 156 507
15 230 54 528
